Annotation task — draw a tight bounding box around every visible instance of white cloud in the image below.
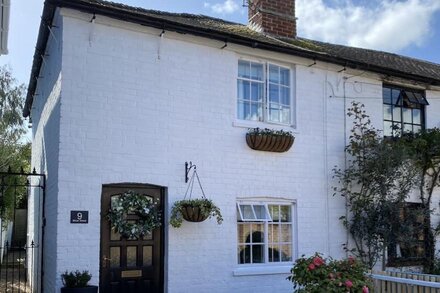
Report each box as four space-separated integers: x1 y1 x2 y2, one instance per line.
205 0 240 14
296 0 440 52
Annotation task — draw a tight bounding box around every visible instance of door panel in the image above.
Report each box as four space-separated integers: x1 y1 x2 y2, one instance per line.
100 185 164 293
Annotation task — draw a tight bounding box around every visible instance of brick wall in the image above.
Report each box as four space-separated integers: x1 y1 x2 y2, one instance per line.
248 0 296 38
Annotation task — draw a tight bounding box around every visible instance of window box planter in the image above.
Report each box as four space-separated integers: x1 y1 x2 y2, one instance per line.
246 128 294 152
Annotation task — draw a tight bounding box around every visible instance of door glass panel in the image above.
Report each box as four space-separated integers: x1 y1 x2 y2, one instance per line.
143 246 153 266
143 232 153 240
110 247 120 268
127 246 137 267
110 229 121 241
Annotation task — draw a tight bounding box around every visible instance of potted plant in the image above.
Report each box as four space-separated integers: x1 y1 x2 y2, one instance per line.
61 270 98 293
246 128 295 152
170 198 223 228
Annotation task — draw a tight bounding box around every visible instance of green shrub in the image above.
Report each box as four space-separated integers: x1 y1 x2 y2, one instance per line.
61 270 92 288
288 253 371 293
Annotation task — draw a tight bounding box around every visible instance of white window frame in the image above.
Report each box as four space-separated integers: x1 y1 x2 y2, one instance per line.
236 58 295 127
236 199 296 272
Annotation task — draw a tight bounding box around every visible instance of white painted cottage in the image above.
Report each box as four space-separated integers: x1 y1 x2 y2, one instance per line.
24 0 440 292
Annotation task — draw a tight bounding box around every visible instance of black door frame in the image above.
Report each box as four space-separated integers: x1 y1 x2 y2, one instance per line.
100 183 166 292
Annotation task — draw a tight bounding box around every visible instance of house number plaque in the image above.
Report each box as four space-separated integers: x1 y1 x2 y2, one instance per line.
70 211 89 224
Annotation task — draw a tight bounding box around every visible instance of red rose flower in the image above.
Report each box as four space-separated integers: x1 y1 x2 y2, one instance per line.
312 256 325 267
345 280 353 288
307 263 316 271
362 286 369 293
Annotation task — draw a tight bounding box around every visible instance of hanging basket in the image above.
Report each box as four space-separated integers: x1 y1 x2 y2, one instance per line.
246 128 295 152
169 166 223 228
181 205 210 222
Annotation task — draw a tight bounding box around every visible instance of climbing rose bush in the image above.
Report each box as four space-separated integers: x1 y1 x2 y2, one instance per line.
288 253 371 293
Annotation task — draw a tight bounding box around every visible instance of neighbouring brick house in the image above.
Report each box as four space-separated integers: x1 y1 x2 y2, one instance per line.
25 0 440 292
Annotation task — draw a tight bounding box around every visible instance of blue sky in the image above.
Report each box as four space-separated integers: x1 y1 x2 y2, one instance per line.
1 0 440 85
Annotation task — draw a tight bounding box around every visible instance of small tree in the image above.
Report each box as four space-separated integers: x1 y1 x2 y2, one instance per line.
400 129 440 272
333 102 417 269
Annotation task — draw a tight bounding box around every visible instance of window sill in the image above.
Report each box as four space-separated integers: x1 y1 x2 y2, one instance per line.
233 265 292 276
232 120 298 133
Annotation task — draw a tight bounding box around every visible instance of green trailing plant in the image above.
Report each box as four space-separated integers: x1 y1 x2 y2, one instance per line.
247 127 293 138
61 270 92 288
288 253 371 293
170 198 223 228
333 102 417 269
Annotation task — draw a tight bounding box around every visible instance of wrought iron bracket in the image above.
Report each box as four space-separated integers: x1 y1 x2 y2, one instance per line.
185 161 196 183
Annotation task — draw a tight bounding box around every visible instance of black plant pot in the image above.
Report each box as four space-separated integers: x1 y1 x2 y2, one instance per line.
61 286 98 293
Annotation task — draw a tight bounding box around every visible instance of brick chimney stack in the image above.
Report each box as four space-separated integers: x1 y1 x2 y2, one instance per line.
248 0 297 38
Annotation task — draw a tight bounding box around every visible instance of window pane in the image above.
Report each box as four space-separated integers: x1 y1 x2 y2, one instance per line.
251 224 264 243
383 105 392 120
413 125 422 133
384 121 393 137
237 101 246 120
280 206 291 222
253 205 267 220
238 60 250 78
280 68 290 86
403 123 413 134
238 223 251 243
269 84 279 103
392 89 401 105
127 246 137 267
268 244 280 262
269 224 280 243
250 82 263 102
237 80 250 100
269 205 280 222
393 107 401 122
250 63 263 81
403 108 412 123
280 86 290 105
143 246 152 266
238 245 250 264
250 103 261 121
281 107 291 124
110 247 120 268
392 123 402 137
251 245 264 263
280 224 292 242
280 244 292 261
269 65 279 83
240 205 255 220
269 107 280 122
413 109 421 124
383 87 392 104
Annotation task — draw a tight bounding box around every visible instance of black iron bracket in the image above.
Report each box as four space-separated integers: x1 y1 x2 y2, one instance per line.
185 161 196 183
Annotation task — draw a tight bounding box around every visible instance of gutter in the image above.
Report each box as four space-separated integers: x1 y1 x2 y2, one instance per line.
0 0 10 55
23 0 440 117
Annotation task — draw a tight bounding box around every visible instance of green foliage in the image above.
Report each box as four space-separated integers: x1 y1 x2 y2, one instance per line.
170 198 223 228
333 102 417 269
0 66 30 222
288 253 371 293
61 270 92 288
107 190 161 239
247 127 294 138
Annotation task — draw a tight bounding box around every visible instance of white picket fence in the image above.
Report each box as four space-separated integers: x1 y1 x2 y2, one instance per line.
370 271 440 293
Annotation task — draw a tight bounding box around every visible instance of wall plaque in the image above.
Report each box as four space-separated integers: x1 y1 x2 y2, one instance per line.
70 211 89 224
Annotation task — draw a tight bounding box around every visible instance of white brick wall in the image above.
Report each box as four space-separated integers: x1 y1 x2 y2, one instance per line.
29 8 440 293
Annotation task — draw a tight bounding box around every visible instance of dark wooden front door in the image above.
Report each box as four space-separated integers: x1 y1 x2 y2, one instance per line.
100 184 164 293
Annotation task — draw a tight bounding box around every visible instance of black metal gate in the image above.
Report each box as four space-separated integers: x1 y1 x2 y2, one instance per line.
0 168 45 293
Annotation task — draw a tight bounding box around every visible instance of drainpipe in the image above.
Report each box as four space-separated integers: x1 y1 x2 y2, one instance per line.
0 0 10 55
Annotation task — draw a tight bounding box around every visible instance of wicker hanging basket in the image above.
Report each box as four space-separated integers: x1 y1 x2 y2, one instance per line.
246 133 294 152
180 205 210 222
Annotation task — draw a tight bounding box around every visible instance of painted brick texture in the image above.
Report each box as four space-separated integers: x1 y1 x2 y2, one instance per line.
30 8 440 293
